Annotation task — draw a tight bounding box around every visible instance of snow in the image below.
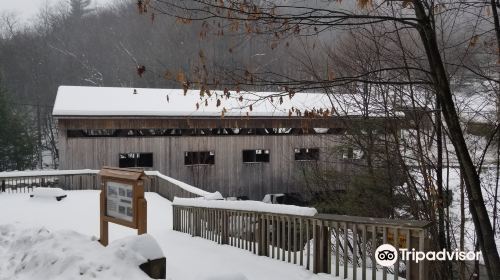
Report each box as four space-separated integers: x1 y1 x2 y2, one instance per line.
145 170 211 197
0 169 212 200
108 234 165 262
204 191 224 200
0 191 336 280
262 194 284 204
197 273 248 280
452 81 497 123
173 197 318 216
31 187 66 198
0 224 160 280
52 86 405 118
0 169 98 178
52 86 329 117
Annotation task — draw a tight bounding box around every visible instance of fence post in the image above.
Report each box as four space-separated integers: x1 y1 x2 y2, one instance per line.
194 208 201 237
172 205 177 231
155 177 160 194
1 180 5 192
258 214 268 256
313 220 329 274
222 210 229 244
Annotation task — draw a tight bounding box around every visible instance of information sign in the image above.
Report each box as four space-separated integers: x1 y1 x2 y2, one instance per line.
106 181 134 222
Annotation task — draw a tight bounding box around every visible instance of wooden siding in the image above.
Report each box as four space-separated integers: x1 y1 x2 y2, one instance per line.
58 129 345 200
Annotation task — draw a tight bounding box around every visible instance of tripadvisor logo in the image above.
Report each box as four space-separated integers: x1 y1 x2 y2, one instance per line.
375 244 398 266
375 244 482 267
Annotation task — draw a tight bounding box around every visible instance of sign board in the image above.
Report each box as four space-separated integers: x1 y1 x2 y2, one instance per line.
106 181 134 222
98 166 147 246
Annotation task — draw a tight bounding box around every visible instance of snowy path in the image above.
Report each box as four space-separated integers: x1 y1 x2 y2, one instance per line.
0 191 336 280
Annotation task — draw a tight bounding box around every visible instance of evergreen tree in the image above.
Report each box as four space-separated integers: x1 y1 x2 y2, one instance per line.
0 85 37 171
68 0 92 19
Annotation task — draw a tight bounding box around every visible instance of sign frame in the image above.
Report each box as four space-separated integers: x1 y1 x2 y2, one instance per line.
98 166 148 246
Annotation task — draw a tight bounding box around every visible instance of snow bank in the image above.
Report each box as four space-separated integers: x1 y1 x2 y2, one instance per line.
108 234 164 261
172 197 318 216
197 273 248 280
31 187 66 198
0 224 160 280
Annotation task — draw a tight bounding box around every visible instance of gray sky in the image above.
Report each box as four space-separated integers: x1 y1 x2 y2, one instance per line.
0 0 110 25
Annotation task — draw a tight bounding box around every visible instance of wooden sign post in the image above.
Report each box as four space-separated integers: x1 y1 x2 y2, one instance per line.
99 166 147 246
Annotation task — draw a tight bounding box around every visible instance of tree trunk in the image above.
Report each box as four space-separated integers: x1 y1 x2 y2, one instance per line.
490 0 500 237
413 1 500 279
436 97 448 279
460 172 466 280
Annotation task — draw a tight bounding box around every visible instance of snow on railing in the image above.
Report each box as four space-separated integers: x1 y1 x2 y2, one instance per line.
0 169 210 200
172 204 431 280
0 169 98 178
145 171 210 197
173 197 318 216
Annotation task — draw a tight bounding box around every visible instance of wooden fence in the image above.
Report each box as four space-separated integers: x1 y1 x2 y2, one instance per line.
0 171 99 193
172 205 431 280
0 170 431 279
0 170 203 201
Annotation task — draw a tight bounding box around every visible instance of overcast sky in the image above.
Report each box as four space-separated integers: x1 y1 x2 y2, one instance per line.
0 0 110 25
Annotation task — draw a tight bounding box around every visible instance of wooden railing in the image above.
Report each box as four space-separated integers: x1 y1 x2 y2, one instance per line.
0 170 205 200
172 205 431 280
1 170 431 279
0 170 100 193
144 171 207 201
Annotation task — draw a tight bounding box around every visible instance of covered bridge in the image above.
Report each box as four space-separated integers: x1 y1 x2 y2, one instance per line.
53 86 406 199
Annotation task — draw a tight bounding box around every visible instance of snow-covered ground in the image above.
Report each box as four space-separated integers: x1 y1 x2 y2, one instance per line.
0 191 340 280
0 224 163 280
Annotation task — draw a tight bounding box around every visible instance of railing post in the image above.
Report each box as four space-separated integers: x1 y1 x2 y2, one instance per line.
258 214 269 256
188 208 193 236
222 210 229 245
1 180 5 192
313 220 330 274
194 208 201 237
172 205 176 231
155 176 160 193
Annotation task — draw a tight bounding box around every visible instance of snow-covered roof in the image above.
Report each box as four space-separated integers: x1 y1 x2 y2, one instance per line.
52 86 332 118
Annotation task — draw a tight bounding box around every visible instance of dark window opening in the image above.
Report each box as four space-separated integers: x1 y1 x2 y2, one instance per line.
342 147 363 160
346 147 354 159
67 127 343 138
68 129 117 137
243 149 270 163
184 151 215 165
119 153 153 168
294 148 319 161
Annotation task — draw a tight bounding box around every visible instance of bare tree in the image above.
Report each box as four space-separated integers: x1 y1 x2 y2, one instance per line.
144 1 500 278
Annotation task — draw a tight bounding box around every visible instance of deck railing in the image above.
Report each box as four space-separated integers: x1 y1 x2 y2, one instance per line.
172 205 431 280
1 170 431 279
0 170 100 193
0 169 205 200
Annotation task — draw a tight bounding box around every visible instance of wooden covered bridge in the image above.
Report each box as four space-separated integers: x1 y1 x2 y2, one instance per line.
52 86 414 200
